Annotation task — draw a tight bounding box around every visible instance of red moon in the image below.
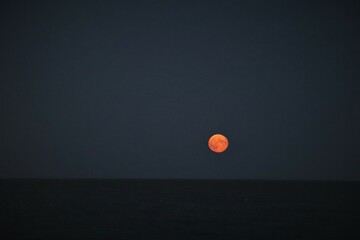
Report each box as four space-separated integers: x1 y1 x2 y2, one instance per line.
208 134 229 153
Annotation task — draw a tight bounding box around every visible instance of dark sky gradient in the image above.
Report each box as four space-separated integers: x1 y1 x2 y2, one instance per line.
1 0 360 179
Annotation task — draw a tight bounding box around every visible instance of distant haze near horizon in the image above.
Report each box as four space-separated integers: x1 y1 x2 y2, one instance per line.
1 0 360 180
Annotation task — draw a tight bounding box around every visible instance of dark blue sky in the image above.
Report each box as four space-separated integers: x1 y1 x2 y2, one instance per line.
1 0 360 179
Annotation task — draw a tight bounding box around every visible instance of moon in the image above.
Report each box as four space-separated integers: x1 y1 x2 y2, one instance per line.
208 134 229 153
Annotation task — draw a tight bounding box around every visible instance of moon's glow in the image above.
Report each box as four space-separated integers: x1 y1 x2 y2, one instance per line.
208 134 229 153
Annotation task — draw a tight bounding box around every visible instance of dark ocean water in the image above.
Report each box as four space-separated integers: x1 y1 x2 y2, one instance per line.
0 179 359 239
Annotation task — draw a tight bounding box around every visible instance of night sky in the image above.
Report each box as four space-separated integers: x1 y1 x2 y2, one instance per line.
1 0 360 179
